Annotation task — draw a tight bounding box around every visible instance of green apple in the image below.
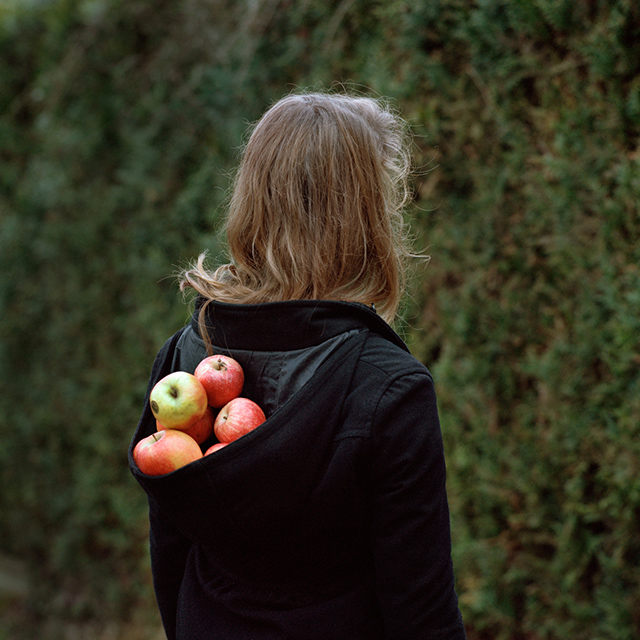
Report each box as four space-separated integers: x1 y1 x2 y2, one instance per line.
149 371 208 430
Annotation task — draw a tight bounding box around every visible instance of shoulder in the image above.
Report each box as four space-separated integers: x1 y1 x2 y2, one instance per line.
339 331 437 434
357 330 434 386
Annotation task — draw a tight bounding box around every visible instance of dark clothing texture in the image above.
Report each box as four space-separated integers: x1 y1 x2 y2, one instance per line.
129 299 466 640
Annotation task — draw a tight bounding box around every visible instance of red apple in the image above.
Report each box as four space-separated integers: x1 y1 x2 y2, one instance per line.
149 371 208 430
194 355 244 408
205 442 229 456
133 429 203 476
214 397 266 443
156 406 214 445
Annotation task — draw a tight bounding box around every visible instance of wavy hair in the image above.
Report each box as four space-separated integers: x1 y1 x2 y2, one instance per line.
180 91 414 327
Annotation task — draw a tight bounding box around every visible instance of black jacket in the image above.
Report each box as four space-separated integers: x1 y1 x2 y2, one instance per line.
129 299 466 640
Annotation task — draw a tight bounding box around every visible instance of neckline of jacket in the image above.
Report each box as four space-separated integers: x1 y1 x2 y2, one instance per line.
190 297 410 353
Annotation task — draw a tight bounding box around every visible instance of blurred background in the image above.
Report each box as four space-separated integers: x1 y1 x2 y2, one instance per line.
1 1 639 638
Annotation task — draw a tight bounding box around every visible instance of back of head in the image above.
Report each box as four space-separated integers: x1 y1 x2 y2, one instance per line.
182 91 413 325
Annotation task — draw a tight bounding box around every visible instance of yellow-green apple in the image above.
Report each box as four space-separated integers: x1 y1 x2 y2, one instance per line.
149 371 208 429
156 406 214 445
133 429 203 476
205 442 228 456
214 397 266 443
194 355 244 408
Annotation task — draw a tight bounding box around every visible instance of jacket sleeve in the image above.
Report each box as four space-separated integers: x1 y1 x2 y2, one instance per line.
369 371 466 640
148 495 192 640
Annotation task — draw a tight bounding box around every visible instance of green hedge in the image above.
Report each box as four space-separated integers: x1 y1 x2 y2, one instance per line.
1 1 638 638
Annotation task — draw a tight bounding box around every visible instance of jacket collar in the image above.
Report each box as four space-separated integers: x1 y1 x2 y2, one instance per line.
191 297 409 353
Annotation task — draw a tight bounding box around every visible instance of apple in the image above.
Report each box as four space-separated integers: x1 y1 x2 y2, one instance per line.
194 355 244 408
205 442 229 456
149 371 208 430
133 429 203 476
214 397 266 443
156 406 214 445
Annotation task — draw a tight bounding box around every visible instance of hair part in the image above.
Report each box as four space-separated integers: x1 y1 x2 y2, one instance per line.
180 90 415 331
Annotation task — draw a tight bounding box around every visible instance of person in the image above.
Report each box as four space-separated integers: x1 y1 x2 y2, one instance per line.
129 91 467 640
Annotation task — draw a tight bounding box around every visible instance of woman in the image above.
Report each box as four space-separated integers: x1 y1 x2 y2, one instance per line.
129 91 467 639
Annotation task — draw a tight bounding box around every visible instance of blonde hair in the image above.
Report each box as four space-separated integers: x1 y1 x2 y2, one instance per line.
180 91 413 325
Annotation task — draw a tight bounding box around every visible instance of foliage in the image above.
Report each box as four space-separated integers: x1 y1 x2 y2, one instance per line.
1 1 638 638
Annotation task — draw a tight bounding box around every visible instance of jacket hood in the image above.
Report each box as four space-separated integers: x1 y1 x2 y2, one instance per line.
130 330 370 586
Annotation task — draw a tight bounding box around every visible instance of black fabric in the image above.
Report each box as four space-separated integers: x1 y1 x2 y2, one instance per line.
189 297 410 352
129 299 466 640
